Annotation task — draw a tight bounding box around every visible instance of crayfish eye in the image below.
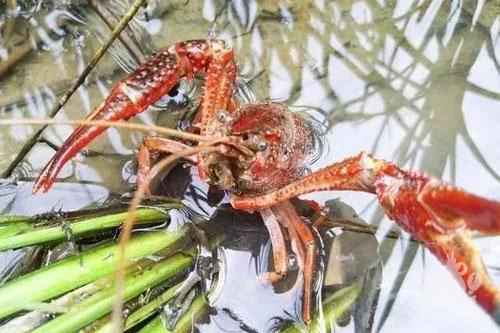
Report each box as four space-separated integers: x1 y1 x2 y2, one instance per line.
256 140 268 151
243 134 268 152
216 110 231 123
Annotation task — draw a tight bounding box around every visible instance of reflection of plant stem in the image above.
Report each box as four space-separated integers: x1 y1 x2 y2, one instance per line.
1 0 17 44
281 282 362 333
0 40 33 78
1 0 148 179
315 217 415 242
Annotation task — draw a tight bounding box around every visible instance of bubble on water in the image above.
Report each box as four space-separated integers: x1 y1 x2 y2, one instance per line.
121 159 137 185
287 253 299 271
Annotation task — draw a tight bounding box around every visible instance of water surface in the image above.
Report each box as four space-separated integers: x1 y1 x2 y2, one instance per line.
1 1 500 332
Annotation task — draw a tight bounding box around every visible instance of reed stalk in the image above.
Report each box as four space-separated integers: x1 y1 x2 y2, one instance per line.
31 253 193 333
0 205 180 251
92 281 183 333
281 282 362 333
0 228 188 319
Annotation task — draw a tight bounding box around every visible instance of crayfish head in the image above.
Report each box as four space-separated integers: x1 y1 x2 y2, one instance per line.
218 102 314 195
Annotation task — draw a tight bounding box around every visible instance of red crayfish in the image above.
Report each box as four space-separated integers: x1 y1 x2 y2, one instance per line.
32 39 500 324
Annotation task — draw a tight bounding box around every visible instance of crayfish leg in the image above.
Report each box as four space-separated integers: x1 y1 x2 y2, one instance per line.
267 201 316 323
197 48 237 135
33 91 135 193
372 163 500 323
231 152 500 322
259 208 289 283
230 153 378 211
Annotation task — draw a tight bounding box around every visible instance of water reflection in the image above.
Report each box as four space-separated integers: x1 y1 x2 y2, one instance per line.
0 0 499 331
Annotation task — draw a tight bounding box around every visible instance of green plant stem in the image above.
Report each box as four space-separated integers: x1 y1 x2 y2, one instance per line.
0 251 187 332
0 215 29 223
0 229 187 320
0 207 175 250
137 295 209 333
0 221 34 239
0 280 104 333
281 282 362 333
137 316 165 333
93 282 183 333
32 253 193 333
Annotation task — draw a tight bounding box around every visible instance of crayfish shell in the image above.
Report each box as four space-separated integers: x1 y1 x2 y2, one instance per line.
229 103 314 194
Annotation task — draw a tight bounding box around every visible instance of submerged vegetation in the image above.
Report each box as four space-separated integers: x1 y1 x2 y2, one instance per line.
0 203 366 332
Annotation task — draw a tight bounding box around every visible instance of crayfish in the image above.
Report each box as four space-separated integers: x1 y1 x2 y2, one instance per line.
31 39 500 325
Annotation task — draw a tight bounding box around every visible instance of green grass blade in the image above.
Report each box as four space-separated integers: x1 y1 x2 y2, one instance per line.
32 253 193 333
282 282 362 333
0 229 187 319
93 282 183 333
0 208 171 251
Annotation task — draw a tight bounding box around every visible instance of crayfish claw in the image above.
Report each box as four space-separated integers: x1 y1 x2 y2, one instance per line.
33 40 231 194
418 180 500 235
430 229 500 324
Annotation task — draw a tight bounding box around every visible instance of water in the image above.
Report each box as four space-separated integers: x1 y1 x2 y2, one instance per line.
1 0 500 331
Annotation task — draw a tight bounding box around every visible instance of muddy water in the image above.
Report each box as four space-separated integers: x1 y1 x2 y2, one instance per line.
1 0 500 332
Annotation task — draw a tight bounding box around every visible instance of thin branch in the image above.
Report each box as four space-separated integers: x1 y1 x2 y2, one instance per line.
0 40 33 79
88 0 143 65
